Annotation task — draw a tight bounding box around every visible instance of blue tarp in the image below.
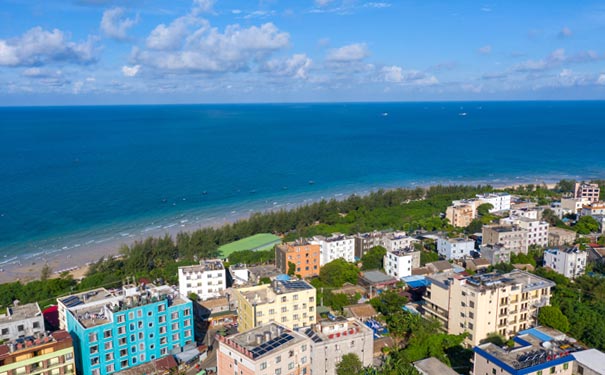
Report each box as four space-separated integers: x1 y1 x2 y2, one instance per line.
402 275 430 288
275 274 291 281
517 328 553 342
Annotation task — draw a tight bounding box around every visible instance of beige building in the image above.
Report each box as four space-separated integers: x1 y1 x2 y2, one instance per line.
301 317 374 375
548 227 577 247
217 322 311 375
575 182 600 203
446 204 476 228
233 280 316 332
473 327 578 375
423 270 555 346
482 225 529 254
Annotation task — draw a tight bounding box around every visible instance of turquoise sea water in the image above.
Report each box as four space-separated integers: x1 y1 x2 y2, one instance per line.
1 101 604 258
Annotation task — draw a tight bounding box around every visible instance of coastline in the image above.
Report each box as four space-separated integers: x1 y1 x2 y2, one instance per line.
0 177 565 284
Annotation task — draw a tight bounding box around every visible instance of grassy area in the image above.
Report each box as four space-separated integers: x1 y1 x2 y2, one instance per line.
218 233 281 258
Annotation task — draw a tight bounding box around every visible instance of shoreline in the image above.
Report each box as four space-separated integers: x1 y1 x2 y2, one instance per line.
0 177 571 284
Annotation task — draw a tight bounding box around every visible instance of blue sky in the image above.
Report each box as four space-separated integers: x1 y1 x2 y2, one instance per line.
1 0 605 105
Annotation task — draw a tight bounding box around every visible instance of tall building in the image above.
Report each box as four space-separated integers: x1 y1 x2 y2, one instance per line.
300 317 374 375
0 302 45 342
384 248 420 278
354 231 387 259
275 240 320 278
178 259 226 300
217 322 312 375
446 204 476 228
543 248 587 279
482 225 529 254
575 182 601 203
383 232 419 252
423 270 555 346
476 193 512 212
61 284 194 375
0 330 75 375
58 288 115 331
515 217 549 247
233 280 316 332
310 233 356 266
437 237 475 260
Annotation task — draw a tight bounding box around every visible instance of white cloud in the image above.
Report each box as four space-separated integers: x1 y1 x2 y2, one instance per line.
0 27 97 67
146 16 206 50
315 0 334 6
122 64 141 77
101 7 139 40
478 45 492 54
381 65 438 86
597 74 605 85
481 7 492 12
558 26 572 38
192 0 215 15
364 2 391 8
264 54 312 79
326 43 369 62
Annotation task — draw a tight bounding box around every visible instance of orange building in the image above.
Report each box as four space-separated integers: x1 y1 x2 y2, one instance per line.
275 240 320 278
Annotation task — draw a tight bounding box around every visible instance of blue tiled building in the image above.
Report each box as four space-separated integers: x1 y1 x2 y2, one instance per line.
62 284 194 375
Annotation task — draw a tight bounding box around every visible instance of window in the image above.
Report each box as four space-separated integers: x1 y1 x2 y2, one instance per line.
90 346 99 354
160 327 167 334
159 315 166 323
131 346 136 354
105 353 114 361
184 308 191 316
120 360 128 368
148 311 153 317
492 369 496 375
33 322 40 329
120 349 127 357
161 347 168 355
158 305 166 312
301 356 307 364
92 369 100 375
260 362 267 370
171 312 179 320
276 355 281 363
104 341 113 350
563 364 569 370
137 310 142 318
128 312 134 320
138 332 143 340
301 344 307 352
89 333 98 342
1 328 8 335
172 323 179 330
119 337 127 346
17 325 24 331
288 362 295 370
172 333 180 341
117 315 125 323
184 320 191 327
550 367 556 374
281 296 287 302
91 357 100 365
118 326 126 335
275 369 281 375
103 330 112 339
139 343 145 351
281 307 287 313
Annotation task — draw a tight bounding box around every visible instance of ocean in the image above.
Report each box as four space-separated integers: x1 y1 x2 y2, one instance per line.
1 101 604 260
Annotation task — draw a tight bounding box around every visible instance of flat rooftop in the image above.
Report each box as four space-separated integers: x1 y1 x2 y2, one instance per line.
220 323 307 360
361 270 397 284
301 317 369 343
414 357 458 375
428 270 555 292
179 259 224 273
58 288 113 309
0 302 41 323
388 247 418 256
239 280 314 305
0 330 72 357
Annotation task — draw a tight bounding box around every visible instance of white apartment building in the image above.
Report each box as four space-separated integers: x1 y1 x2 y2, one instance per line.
544 248 587 279
580 202 605 217
575 182 601 203
437 237 475 260
383 232 419 252
516 217 549 247
178 259 226 300
384 248 420 278
0 303 45 342
476 193 511 212
479 244 511 265
423 270 555 346
482 225 529 254
561 197 589 216
311 233 355 266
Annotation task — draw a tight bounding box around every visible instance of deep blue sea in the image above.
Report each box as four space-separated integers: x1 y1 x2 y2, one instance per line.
1 101 604 260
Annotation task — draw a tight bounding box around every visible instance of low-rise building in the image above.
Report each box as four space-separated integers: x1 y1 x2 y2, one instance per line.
0 302 44 342
414 357 458 375
0 330 75 375
232 280 316 332
229 264 250 286
178 259 226 300
561 197 589 216
476 193 512 212
543 248 587 279
301 317 374 375
573 349 605 375
437 237 475 260
384 247 420 278
482 225 529 254
354 231 387 259
358 270 398 291
248 265 281 285
581 202 605 217
311 233 356 266
548 227 577 247
480 244 512 265
575 182 601 203
446 204 476 228
423 270 555 346
217 322 311 375
383 232 419 252
275 240 321 278
516 217 549 247
342 304 378 322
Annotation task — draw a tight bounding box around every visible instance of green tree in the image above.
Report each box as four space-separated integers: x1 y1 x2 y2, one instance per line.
538 306 570 332
361 246 387 270
557 179 576 193
574 216 600 234
370 290 408 315
287 261 296 276
319 259 359 287
40 264 52 281
477 203 494 216
336 353 363 375
465 219 484 234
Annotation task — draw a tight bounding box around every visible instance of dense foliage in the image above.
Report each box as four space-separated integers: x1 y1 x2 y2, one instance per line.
336 353 363 375
361 246 387 271
319 259 360 287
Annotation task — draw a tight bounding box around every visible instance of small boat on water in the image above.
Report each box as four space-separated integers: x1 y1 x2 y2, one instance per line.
458 112 468 116
308 180 315 185
202 191 208 195
381 112 389 117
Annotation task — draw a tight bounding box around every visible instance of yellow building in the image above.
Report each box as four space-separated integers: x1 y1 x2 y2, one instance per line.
423 270 555 347
446 204 476 228
232 280 316 332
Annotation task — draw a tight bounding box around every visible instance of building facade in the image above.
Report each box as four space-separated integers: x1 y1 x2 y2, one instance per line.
446 204 476 228
62 284 194 375
301 317 374 375
476 193 512 212
516 218 549 247
310 234 356 266
217 322 311 375
480 244 511 265
423 270 555 346
275 240 321 278
384 248 420 278
232 280 316 332
0 302 44 342
354 231 386 259
383 232 419 252
437 237 475 260
548 227 577 247
482 225 529 254
575 183 601 203
0 330 75 375
543 248 587 279
178 259 226 300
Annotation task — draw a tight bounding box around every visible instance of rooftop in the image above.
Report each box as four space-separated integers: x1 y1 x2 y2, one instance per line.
474 327 582 373
0 302 41 323
218 323 307 360
441 237 474 244
388 247 418 257
179 259 224 273
572 349 605 375
301 317 370 343
238 280 314 305
360 270 398 284
428 270 555 292
343 303 377 319
413 357 459 375
0 330 72 357
58 288 113 309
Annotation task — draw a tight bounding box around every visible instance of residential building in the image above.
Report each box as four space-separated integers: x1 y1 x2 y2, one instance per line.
354 231 387 259
573 349 605 375
178 259 226 300
425 260 455 274
516 217 549 247
423 270 555 346
473 327 579 375
358 270 398 291
301 317 374 375
248 265 281 285
414 357 458 375
482 225 529 254
0 330 75 375
384 247 420 278
548 227 577 247
58 288 115 331
229 264 250 286
383 232 419 252
581 202 605 217
476 193 512 212
480 244 511 265
342 304 378 322
543 248 587 279
446 204 476 228
509 208 539 220
575 182 601 203
560 197 589 216
232 279 316 332
310 233 356 266
0 302 44 342
437 237 475 260
466 258 491 272
62 283 194 375
217 322 311 375
275 240 320 278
